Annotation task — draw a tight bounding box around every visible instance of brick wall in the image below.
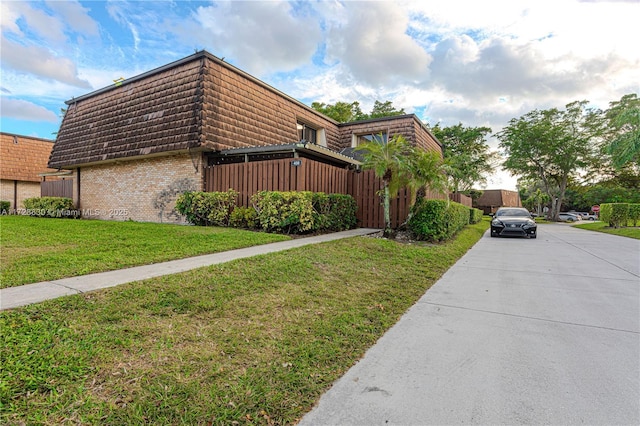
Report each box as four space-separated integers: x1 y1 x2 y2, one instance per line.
0 179 41 210
80 153 202 223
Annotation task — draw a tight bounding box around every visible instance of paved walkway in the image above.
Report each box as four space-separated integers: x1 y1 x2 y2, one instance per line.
0 228 380 311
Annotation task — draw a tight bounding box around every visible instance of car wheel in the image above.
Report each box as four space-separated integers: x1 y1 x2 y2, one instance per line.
531 234 537 239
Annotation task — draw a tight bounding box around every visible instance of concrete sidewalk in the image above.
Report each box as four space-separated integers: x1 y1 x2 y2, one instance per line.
0 228 380 311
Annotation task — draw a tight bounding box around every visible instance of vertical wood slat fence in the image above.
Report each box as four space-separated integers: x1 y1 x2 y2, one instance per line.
41 179 73 199
205 158 447 229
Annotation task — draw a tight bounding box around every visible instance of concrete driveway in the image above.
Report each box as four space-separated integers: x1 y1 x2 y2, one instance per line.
300 224 640 425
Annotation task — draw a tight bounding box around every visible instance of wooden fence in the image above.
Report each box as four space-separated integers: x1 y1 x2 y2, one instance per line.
449 192 472 207
205 158 446 229
41 179 73 199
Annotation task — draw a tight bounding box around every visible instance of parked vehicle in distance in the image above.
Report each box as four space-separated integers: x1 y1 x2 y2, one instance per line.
490 207 537 239
577 212 598 220
558 212 581 222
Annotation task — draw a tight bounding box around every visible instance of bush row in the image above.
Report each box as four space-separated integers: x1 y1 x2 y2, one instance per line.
408 199 478 242
600 203 640 228
176 190 357 234
469 208 484 224
22 197 77 218
408 200 484 241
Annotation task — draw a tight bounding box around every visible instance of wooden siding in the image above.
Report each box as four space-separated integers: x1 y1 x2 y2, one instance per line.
50 60 203 169
201 59 341 152
338 115 442 154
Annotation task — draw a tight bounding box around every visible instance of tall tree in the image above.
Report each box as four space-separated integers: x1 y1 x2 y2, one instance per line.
310 101 365 123
356 134 412 236
431 123 497 192
604 93 640 170
497 101 602 220
369 100 406 119
311 100 405 122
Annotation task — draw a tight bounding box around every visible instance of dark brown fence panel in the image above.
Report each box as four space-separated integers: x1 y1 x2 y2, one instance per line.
41 179 73 199
449 192 472 207
205 160 449 229
205 158 349 207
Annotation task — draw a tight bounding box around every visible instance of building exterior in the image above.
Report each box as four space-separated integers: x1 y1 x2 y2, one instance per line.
1 133 60 211
48 50 442 223
474 189 523 215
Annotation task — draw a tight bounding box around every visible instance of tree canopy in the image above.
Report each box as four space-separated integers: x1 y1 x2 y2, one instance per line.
431 123 497 193
496 101 602 220
311 100 405 123
604 93 640 170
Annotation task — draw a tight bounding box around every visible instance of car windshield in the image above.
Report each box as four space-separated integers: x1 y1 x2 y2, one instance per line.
496 209 530 217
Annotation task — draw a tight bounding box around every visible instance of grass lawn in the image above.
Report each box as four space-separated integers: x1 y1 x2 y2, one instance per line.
0 216 290 288
574 220 640 240
0 219 489 425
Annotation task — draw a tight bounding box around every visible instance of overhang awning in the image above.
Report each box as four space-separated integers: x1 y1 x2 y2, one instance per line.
212 142 362 167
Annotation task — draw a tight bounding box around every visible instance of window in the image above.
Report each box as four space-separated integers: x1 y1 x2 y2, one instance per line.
352 132 388 147
297 122 317 144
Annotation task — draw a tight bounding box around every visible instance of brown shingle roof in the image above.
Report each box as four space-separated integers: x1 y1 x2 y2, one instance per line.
49 50 443 169
1 133 57 182
49 57 205 168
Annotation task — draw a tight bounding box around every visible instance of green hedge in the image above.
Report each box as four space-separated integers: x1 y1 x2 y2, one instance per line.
469 208 483 224
322 194 358 231
250 191 358 234
176 190 357 234
408 199 469 242
175 190 238 226
629 203 640 227
0 200 9 214
599 203 630 228
229 206 258 229
22 197 76 218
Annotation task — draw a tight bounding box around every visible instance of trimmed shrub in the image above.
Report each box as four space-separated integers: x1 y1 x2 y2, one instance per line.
628 203 640 227
0 200 9 214
252 191 316 234
229 206 258 229
175 190 238 226
469 208 483 224
599 203 629 228
250 191 357 234
22 197 76 218
326 194 358 231
409 199 470 242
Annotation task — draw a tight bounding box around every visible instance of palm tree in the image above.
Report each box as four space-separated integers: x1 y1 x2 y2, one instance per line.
356 134 412 236
406 148 448 208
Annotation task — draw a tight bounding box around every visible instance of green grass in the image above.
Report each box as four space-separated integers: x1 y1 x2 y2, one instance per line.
0 216 289 288
574 220 640 239
0 219 489 425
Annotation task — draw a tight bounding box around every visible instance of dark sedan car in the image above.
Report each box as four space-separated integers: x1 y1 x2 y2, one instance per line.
490 207 537 239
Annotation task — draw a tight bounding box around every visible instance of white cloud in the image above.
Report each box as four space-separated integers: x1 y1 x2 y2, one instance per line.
45 0 99 37
189 1 322 75
1 36 92 89
324 1 432 87
2 1 68 44
1 98 59 122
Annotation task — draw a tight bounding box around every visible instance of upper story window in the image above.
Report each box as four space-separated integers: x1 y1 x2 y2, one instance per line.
352 132 388 147
297 122 317 144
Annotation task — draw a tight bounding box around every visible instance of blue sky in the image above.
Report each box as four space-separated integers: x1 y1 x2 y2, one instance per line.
2 0 639 189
